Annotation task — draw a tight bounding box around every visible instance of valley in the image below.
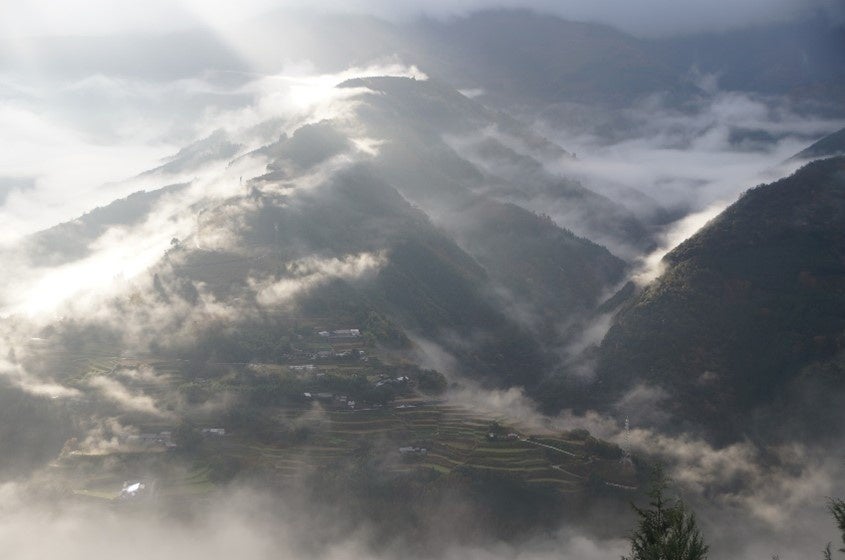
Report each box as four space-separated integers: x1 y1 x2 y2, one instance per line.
1 5 844 559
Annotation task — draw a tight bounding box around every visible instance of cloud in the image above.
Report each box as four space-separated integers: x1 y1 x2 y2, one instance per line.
433 345 844 532
612 384 672 426
444 380 620 437
443 375 845 558
631 203 725 285
619 428 843 559
1 211 198 317
0 99 176 245
0 487 284 560
0 355 80 400
0 479 633 560
409 334 463 376
112 276 247 353
0 60 410 248
561 311 615 358
0 63 419 319
251 251 387 306
0 322 840 560
0 12 841 559
0 72 246 247
87 375 173 418
543 89 844 214
529 87 845 268
64 417 139 456
439 87 843 267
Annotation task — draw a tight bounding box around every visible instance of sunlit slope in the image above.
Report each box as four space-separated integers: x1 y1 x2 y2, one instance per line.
342 76 653 253
20 77 637 389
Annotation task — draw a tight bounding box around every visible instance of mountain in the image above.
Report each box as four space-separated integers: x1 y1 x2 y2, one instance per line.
407 10 682 107
249 76 641 340
340 76 654 253
19 77 638 393
596 157 845 443
160 165 551 387
411 11 845 111
6 78 649 533
657 16 845 102
20 183 188 267
288 10 845 112
11 10 844 116
791 127 845 161
23 75 845 453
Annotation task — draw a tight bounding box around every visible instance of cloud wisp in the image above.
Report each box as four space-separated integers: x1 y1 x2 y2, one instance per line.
251 251 388 307
542 88 843 216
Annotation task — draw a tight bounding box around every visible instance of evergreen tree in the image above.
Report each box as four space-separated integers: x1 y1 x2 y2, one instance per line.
622 466 709 560
825 498 845 559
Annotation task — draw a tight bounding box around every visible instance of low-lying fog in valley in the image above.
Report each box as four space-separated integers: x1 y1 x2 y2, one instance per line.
1 2 844 559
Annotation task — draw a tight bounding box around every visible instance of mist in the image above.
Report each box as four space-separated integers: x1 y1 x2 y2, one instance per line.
1 3 844 560
439 374 845 559
540 88 842 212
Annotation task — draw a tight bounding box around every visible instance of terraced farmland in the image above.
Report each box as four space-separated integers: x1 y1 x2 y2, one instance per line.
216 399 636 494
47 348 637 501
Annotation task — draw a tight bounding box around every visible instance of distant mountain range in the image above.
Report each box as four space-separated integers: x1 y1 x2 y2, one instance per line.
8 10 844 113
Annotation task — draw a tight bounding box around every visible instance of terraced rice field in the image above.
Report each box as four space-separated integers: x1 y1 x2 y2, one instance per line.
55 351 634 497
230 400 596 493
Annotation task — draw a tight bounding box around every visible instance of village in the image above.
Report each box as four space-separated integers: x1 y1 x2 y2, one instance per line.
50 323 640 505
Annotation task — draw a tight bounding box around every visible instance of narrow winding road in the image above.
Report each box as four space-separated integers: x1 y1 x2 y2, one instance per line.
519 437 578 457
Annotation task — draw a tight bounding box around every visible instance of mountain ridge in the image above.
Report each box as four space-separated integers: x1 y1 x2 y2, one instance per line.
596 156 845 443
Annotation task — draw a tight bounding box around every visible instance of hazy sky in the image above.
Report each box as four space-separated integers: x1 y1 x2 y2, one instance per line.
2 0 841 38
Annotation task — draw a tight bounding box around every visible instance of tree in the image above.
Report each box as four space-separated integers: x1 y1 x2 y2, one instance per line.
623 466 709 560
824 498 845 559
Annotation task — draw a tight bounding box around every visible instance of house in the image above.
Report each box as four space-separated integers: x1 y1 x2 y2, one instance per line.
317 329 361 339
119 479 156 500
399 446 427 455
119 481 146 500
127 431 175 448
333 329 360 338
376 376 410 387
201 428 226 437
